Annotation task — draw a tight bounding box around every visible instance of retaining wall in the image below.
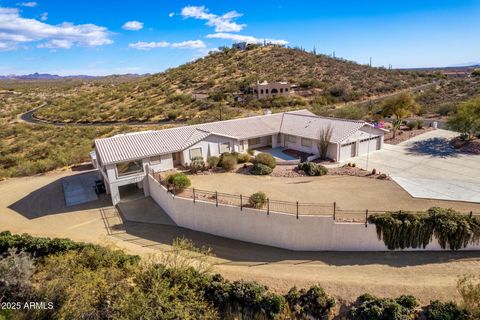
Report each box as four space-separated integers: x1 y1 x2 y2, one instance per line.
148 174 480 251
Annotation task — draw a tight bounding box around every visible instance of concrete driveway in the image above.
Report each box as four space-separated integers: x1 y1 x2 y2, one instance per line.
353 129 480 203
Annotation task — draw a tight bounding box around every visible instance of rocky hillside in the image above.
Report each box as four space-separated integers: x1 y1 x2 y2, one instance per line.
35 46 434 123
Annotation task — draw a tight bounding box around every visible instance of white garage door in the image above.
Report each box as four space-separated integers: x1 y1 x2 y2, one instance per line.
340 142 356 161
358 136 380 156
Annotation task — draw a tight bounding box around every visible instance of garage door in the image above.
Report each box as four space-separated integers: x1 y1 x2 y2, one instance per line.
340 142 356 161
358 136 380 156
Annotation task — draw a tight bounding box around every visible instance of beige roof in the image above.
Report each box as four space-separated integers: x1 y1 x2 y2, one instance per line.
95 110 370 165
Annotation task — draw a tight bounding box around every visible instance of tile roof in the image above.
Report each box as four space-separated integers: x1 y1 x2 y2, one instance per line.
94 110 369 165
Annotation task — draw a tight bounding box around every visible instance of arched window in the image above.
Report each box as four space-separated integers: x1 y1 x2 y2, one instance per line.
266 89 269 94
271 88 279 94
260 89 264 94
280 88 284 93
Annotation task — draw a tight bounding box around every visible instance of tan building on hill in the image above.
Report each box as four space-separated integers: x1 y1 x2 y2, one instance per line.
253 81 292 99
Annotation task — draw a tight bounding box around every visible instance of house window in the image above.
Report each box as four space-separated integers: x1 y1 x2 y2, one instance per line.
301 138 312 147
280 88 284 93
276 134 281 143
248 137 261 146
287 135 297 143
172 153 177 161
219 142 231 153
266 89 269 94
116 160 143 177
150 155 161 164
189 147 202 159
260 89 264 94
238 141 245 152
285 88 289 92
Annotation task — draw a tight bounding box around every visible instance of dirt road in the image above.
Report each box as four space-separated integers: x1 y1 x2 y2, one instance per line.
1 169 479 304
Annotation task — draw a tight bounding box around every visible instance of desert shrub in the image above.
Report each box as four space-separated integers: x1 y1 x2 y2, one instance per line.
286 285 335 319
0 249 35 303
237 153 251 164
167 172 191 192
254 152 276 169
298 162 328 176
220 155 237 171
416 119 425 129
437 103 457 116
190 156 206 173
250 163 273 175
348 293 418 320
247 148 255 156
249 192 267 209
457 274 480 317
406 120 418 130
425 300 470 320
368 207 480 250
207 156 219 168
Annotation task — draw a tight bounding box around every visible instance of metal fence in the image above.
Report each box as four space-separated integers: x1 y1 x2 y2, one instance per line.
150 171 479 223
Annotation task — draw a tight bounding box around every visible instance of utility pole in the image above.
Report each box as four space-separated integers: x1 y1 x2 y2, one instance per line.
333 51 336 58
369 57 372 67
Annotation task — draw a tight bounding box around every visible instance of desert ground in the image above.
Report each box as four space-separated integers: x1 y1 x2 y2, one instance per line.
1 168 480 304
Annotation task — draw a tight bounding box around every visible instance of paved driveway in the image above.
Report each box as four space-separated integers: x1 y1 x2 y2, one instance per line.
353 129 480 203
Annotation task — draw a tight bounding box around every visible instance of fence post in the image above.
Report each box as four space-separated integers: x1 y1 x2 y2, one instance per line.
193 188 196 204
267 198 270 215
240 194 243 211
365 209 369 228
296 201 299 219
470 211 473 218
333 202 336 221
215 191 218 207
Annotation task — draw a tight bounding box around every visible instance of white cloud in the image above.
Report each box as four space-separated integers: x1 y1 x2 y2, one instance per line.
17 2 37 7
0 41 16 51
168 12 175 18
40 12 48 21
206 33 288 45
181 6 246 32
129 40 206 50
0 7 113 50
122 20 143 31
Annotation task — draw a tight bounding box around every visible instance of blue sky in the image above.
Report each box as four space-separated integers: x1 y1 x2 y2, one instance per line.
0 0 479 75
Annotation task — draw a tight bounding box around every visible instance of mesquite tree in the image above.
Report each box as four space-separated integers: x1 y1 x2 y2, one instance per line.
381 92 420 138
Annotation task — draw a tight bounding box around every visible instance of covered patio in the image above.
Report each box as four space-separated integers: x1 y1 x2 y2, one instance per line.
254 147 314 163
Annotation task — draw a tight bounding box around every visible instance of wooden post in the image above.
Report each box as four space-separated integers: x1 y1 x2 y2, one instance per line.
193 188 196 204
240 194 243 211
470 211 473 218
365 209 369 228
215 191 218 207
296 201 299 219
333 202 336 220
267 198 270 215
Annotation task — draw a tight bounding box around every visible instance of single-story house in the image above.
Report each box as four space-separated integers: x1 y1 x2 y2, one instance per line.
92 110 387 204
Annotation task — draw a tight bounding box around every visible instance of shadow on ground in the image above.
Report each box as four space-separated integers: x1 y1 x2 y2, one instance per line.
406 137 459 158
8 170 111 219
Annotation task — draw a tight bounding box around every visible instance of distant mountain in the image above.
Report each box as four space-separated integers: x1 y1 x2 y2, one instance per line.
0 72 146 81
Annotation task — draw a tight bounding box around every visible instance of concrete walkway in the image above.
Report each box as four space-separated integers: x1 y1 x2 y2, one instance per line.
353 130 480 203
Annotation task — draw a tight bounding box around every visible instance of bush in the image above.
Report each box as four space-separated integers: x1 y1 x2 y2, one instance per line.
250 163 273 175
237 153 251 164
220 155 237 171
254 153 276 169
207 156 219 168
425 300 470 320
167 172 191 192
298 162 328 176
457 274 480 317
349 293 418 320
416 119 425 129
249 192 267 209
190 156 206 173
286 285 335 319
247 149 255 156
406 120 417 130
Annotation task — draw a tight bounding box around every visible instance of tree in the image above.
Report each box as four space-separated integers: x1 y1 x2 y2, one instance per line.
317 124 333 160
381 93 420 138
447 97 480 140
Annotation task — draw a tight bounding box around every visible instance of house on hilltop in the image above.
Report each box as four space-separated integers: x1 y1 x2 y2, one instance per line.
253 81 292 99
92 110 386 204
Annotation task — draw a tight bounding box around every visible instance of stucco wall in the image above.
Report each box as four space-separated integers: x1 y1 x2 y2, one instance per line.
283 135 337 160
147 175 480 251
183 134 238 165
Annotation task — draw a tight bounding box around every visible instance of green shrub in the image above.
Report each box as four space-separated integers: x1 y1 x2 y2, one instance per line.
220 155 237 171
207 156 219 168
247 148 255 156
237 153 251 164
249 192 267 209
425 300 470 320
406 121 417 130
167 172 191 192
254 153 276 169
457 274 480 318
368 207 480 250
416 119 425 129
250 163 273 175
189 156 206 173
348 293 418 320
298 162 328 176
286 285 335 319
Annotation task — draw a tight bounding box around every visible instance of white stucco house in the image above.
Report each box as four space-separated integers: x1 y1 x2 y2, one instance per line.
92 110 386 204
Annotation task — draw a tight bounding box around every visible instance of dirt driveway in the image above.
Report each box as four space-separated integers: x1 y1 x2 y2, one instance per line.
1 169 480 304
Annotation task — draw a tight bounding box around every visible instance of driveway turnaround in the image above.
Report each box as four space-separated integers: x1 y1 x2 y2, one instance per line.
353 129 480 203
